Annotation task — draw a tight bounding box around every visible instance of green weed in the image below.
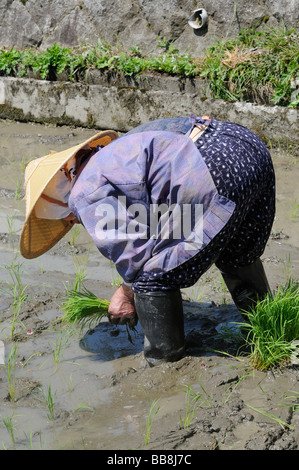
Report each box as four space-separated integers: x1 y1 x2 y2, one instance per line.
61 286 110 329
279 390 299 412
0 260 29 337
290 199 299 219
51 328 75 364
245 403 294 430
242 280 299 370
0 26 297 107
38 384 57 421
179 384 202 428
7 342 18 402
68 224 81 247
178 378 213 428
144 399 161 446
1 412 17 446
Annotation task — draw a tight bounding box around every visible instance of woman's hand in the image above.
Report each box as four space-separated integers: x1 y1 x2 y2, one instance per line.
108 284 137 327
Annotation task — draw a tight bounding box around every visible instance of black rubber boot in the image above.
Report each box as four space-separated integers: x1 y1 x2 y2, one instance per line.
134 290 185 366
217 258 271 316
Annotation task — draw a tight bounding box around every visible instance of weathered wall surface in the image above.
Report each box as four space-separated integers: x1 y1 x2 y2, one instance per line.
0 75 297 145
0 2 297 144
0 0 298 56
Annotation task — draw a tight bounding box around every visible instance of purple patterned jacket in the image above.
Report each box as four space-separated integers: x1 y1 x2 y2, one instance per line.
68 117 236 283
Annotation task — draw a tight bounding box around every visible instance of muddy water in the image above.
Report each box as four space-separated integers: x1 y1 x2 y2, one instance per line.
0 119 298 451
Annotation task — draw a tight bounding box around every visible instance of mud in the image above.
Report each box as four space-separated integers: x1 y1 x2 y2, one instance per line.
0 119 298 451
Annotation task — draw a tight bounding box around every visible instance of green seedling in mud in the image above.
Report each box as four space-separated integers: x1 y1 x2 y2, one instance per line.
280 390 299 412
282 253 293 282
110 261 122 287
184 282 206 303
0 259 29 302
24 430 46 450
144 399 161 446
216 274 228 305
61 286 110 329
197 377 214 407
245 403 294 430
179 384 202 429
68 224 81 247
61 285 137 343
222 370 253 405
38 384 57 421
242 280 299 370
14 179 22 200
290 198 299 219
52 328 76 364
6 214 15 237
178 378 214 428
7 342 18 402
74 404 94 412
66 252 90 293
1 412 18 446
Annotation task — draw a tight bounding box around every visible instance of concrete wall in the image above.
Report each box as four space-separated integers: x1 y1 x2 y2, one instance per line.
0 0 298 56
0 74 297 146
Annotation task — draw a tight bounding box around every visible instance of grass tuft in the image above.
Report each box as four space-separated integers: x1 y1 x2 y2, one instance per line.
242 280 299 370
0 26 297 107
61 287 110 330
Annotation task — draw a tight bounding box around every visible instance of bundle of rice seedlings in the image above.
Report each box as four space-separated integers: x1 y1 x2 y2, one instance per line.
61 287 110 330
242 280 299 370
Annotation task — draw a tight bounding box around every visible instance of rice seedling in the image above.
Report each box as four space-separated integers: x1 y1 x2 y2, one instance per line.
245 403 294 430
215 273 228 305
290 198 299 219
39 384 56 421
68 224 81 247
110 261 122 287
6 214 15 237
179 384 202 429
222 370 253 405
1 412 17 446
61 286 110 329
279 390 299 412
7 342 18 402
9 290 26 338
66 252 89 293
0 259 29 302
178 378 214 429
282 253 293 281
242 280 299 370
14 179 22 200
62 255 137 334
52 328 76 364
144 399 161 446
23 430 46 450
74 404 94 412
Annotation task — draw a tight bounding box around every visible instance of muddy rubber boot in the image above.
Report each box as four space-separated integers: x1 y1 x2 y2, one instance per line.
217 258 271 317
134 290 185 366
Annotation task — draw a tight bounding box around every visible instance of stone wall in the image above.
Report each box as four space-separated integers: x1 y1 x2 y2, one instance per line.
0 74 297 146
0 0 298 56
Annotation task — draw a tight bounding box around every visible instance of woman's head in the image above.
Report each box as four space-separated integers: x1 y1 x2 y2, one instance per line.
20 130 118 259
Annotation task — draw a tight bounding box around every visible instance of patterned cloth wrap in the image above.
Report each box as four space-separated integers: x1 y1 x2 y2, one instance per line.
69 115 275 292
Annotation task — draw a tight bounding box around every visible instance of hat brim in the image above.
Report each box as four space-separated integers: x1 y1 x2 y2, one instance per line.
20 130 118 259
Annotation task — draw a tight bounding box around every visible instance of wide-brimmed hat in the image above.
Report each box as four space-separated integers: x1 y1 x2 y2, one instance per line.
20 130 118 259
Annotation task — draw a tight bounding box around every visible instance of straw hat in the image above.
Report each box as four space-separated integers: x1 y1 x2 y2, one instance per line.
20 130 118 259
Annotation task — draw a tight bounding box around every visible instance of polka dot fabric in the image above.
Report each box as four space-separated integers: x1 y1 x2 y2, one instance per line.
132 118 275 293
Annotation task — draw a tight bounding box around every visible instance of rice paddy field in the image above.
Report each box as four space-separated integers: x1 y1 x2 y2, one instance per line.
0 119 298 451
